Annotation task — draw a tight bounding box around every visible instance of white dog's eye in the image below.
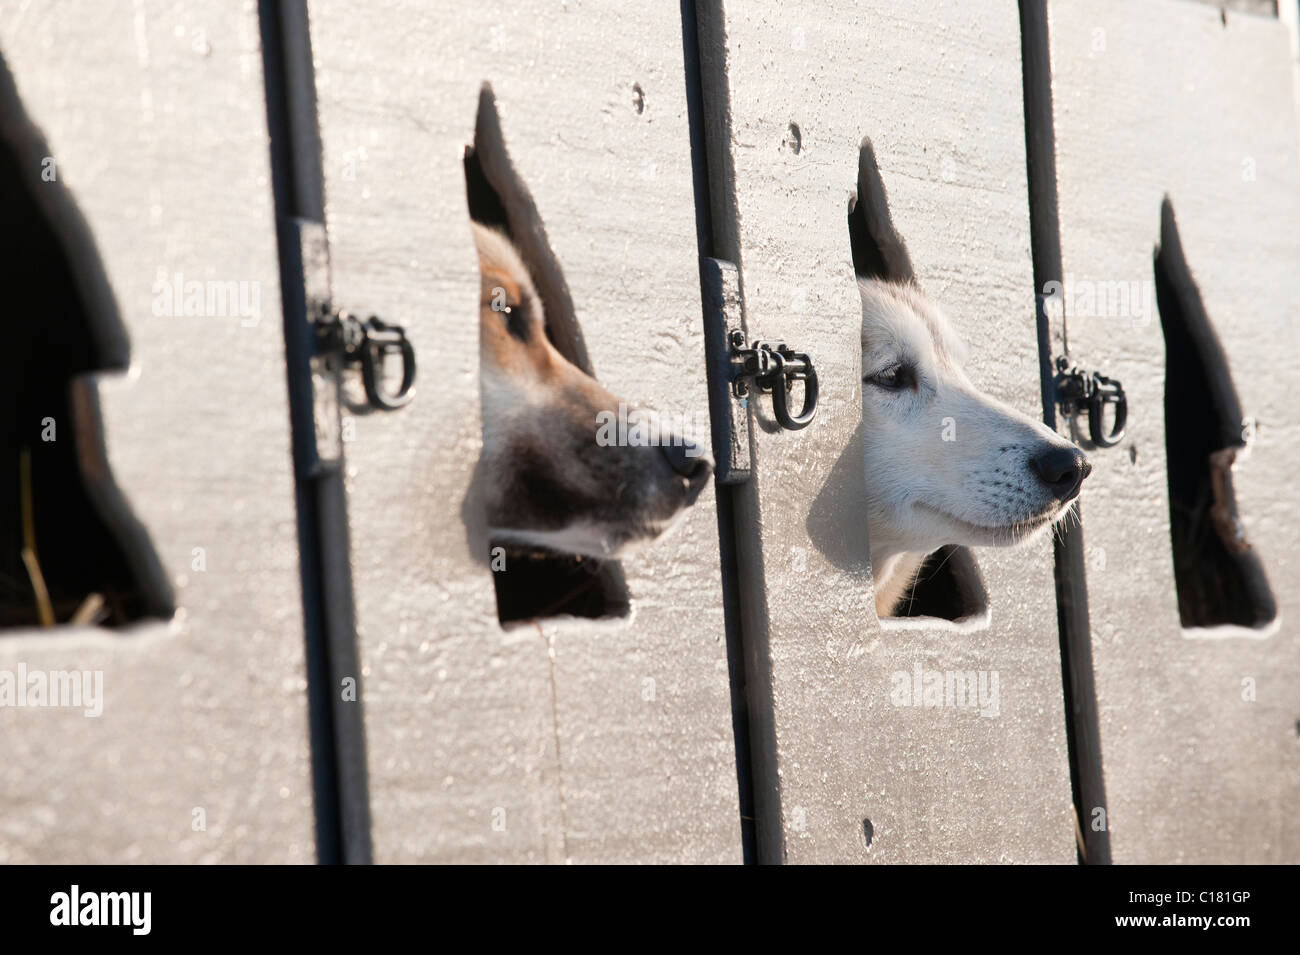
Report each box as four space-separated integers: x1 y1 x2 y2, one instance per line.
863 362 915 392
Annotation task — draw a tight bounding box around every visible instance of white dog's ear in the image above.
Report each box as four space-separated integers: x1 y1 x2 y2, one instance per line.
848 137 915 284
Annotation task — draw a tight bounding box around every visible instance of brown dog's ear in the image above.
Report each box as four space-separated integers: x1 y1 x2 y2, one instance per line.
466 84 591 372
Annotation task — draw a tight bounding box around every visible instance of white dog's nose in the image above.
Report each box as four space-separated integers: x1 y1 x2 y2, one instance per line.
1030 445 1091 502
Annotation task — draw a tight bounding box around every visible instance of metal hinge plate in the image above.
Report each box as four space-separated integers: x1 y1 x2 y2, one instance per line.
701 258 752 484
298 219 343 473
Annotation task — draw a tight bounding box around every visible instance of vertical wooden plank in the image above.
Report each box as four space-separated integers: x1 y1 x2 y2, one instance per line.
698 0 1075 862
1050 0 1300 861
308 1 740 862
0 1 313 862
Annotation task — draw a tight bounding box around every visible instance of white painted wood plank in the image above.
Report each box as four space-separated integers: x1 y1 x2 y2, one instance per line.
0 1 313 863
702 0 1074 862
309 0 740 862
1051 0 1300 862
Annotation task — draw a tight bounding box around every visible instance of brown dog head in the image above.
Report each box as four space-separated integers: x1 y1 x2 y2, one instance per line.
472 223 712 558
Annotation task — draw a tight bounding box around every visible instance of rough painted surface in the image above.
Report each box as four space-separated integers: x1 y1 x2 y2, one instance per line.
309 1 740 862
1051 0 1300 862
704 0 1074 862
0 2 313 862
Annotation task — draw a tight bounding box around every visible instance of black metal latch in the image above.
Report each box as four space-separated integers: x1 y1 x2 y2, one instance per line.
316 306 417 411
730 333 819 431
290 218 418 477
1054 356 1126 448
700 258 821 484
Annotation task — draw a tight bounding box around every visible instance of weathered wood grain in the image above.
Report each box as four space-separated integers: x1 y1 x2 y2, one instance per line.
0 1 313 863
1050 0 1300 862
698 0 1074 862
308 0 741 862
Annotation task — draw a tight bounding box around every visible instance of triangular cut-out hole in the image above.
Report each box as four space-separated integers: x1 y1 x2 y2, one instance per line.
0 54 172 630
1155 197 1276 633
465 83 628 624
849 136 988 624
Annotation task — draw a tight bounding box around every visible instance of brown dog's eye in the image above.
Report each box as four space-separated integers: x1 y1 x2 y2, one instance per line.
496 300 532 343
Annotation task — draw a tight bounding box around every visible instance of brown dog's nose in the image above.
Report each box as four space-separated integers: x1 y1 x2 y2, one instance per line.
1030 445 1091 502
660 440 713 485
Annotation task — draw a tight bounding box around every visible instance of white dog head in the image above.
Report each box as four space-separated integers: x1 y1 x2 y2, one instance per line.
859 279 1089 566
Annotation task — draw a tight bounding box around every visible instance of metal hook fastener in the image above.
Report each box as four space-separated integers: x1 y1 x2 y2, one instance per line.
320 308 417 411
731 335 819 431
355 315 416 410
1085 372 1126 448
1054 356 1126 448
